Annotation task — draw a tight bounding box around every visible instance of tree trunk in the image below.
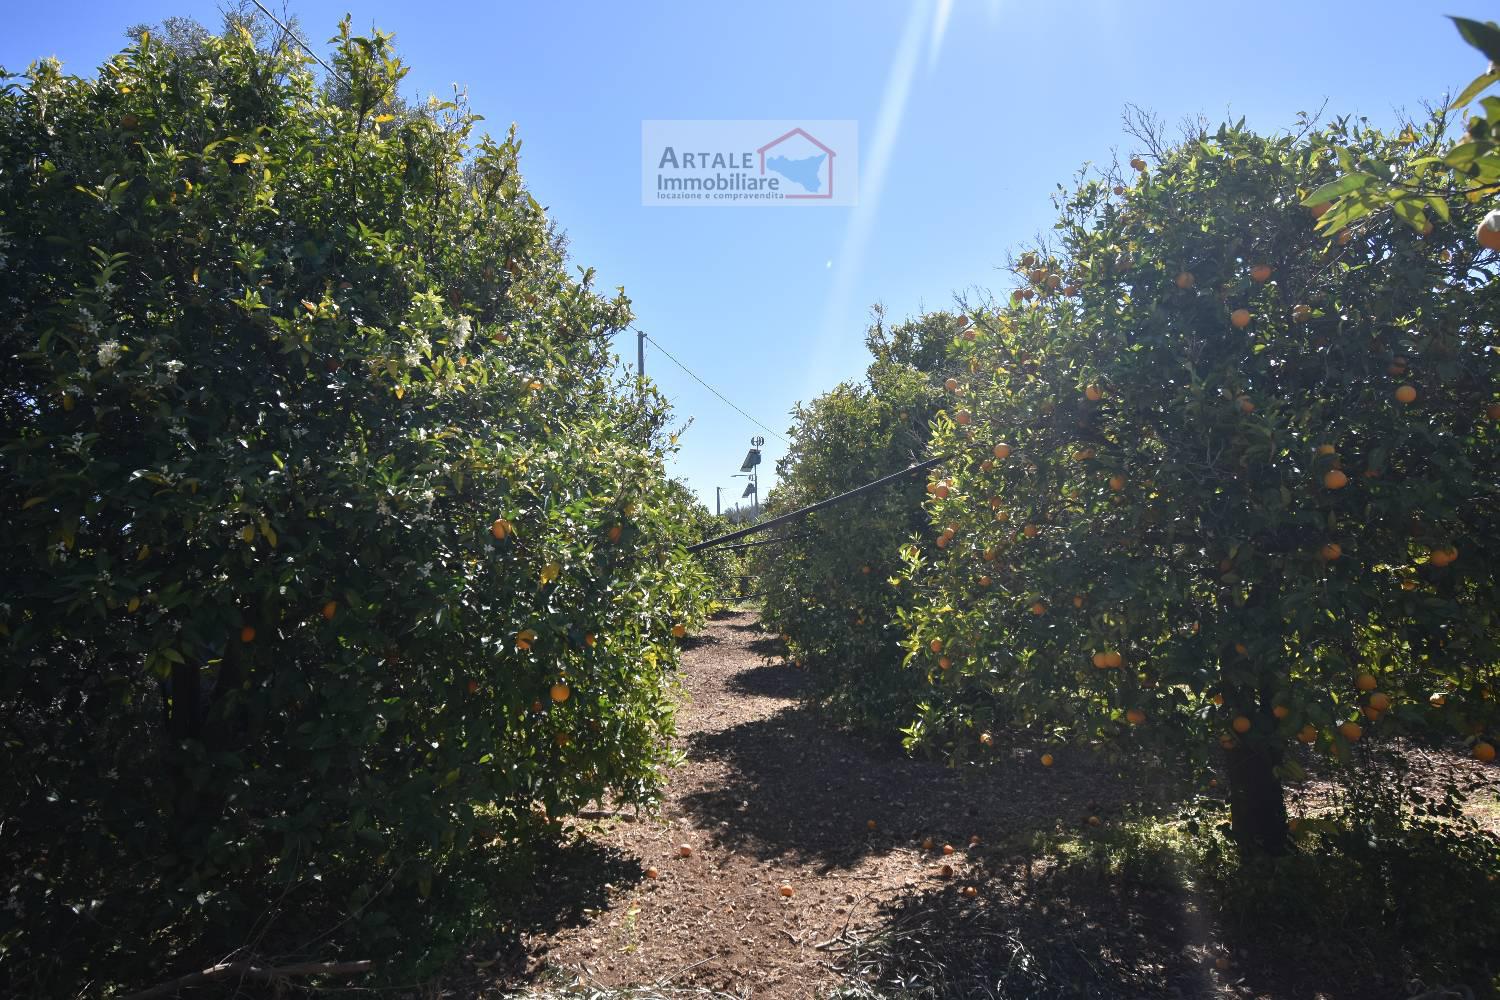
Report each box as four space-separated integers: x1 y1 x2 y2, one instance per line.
1224 741 1288 856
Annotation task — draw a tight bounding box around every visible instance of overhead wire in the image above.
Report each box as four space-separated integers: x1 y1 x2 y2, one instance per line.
637 330 791 445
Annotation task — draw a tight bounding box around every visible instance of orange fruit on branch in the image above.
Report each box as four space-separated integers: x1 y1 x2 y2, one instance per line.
1475 209 1500 251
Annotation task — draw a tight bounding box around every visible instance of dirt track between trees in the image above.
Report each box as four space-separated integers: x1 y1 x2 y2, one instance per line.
472 609 1164 997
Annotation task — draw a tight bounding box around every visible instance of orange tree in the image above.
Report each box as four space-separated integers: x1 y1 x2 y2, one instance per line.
753 310 956 730
0 23 708 995
899 113 1500 855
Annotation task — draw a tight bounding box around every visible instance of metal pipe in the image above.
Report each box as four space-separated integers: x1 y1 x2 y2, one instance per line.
685 453 949 554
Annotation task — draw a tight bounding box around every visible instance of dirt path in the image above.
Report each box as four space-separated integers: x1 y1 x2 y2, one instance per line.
482 609 1173 998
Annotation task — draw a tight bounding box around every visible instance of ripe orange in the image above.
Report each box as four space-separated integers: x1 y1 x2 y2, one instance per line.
1297 724 1318 743
993 443 1012 460
945 377 959 393
1369 692 1391 712
940 863 954 878
962 885 978 898
1087 815 1102 827
322 600 337 620
978 575 992 587
1030 601 1047 616
1104 651 1123 668
1234 643 1248 656
608 524 623 543
1272 705 1290 720
994 509 1009 522
979 731 993 746
1130 156 1147 171
672 624 687 639
1475 741 1497 763
1108 474 1125 491
1291 303 1312 323
1230 308 1251 329
935 535 949 549
1072 594 1085 608
1316 443 1336 456
1232 715 1252 734
1429 692 1447 708
1320 542 1342 561
1475 209 1500 251
938 656 952 671
1250 264 1272 283
982 547 997 562
942 843 955 856
1092 652 1109 669
516 629 536 649
1430 546 1458 567
550 683 570 703
1339 721 1363 743
934 484 950 499
956 410 973 426
1022 523 1039 538
1323 469 1349 490
1309 202 1331 218
1041 752 1054 767
1237 395 1256 414
1212 693 1225 706
867 819 877 831
1085 384 1104 402
491 517 512 540
239 625 256 643
1356 673 1378 692
1072 448 1095 462
467 680 479 695
779 884 794 897
1126 708 1146 725
1394 384 1417 404
862 564 872 574
646 867 660 879
930 638 944 653
1176 271 1195 289
922 836 934 850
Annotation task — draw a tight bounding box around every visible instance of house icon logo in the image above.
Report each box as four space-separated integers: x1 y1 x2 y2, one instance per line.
757 128 837 200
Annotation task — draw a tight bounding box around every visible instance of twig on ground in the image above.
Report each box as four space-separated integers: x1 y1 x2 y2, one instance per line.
121 959 374 1000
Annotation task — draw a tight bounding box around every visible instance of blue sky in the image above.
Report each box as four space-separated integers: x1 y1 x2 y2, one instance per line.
2 0 1475 515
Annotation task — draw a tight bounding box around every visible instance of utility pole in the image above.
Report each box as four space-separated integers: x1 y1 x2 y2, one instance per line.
716 486 723 517
637 330 646 381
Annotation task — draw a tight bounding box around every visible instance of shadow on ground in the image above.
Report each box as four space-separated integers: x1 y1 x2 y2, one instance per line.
744 636 789 658
458 836 647 987
837 850 1216 1000
678 699 1154 870
727 662 806 699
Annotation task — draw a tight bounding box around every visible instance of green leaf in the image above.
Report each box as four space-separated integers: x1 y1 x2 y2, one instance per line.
1303 173 1371 206
1448 70 1499 111
1451 16 1500 65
